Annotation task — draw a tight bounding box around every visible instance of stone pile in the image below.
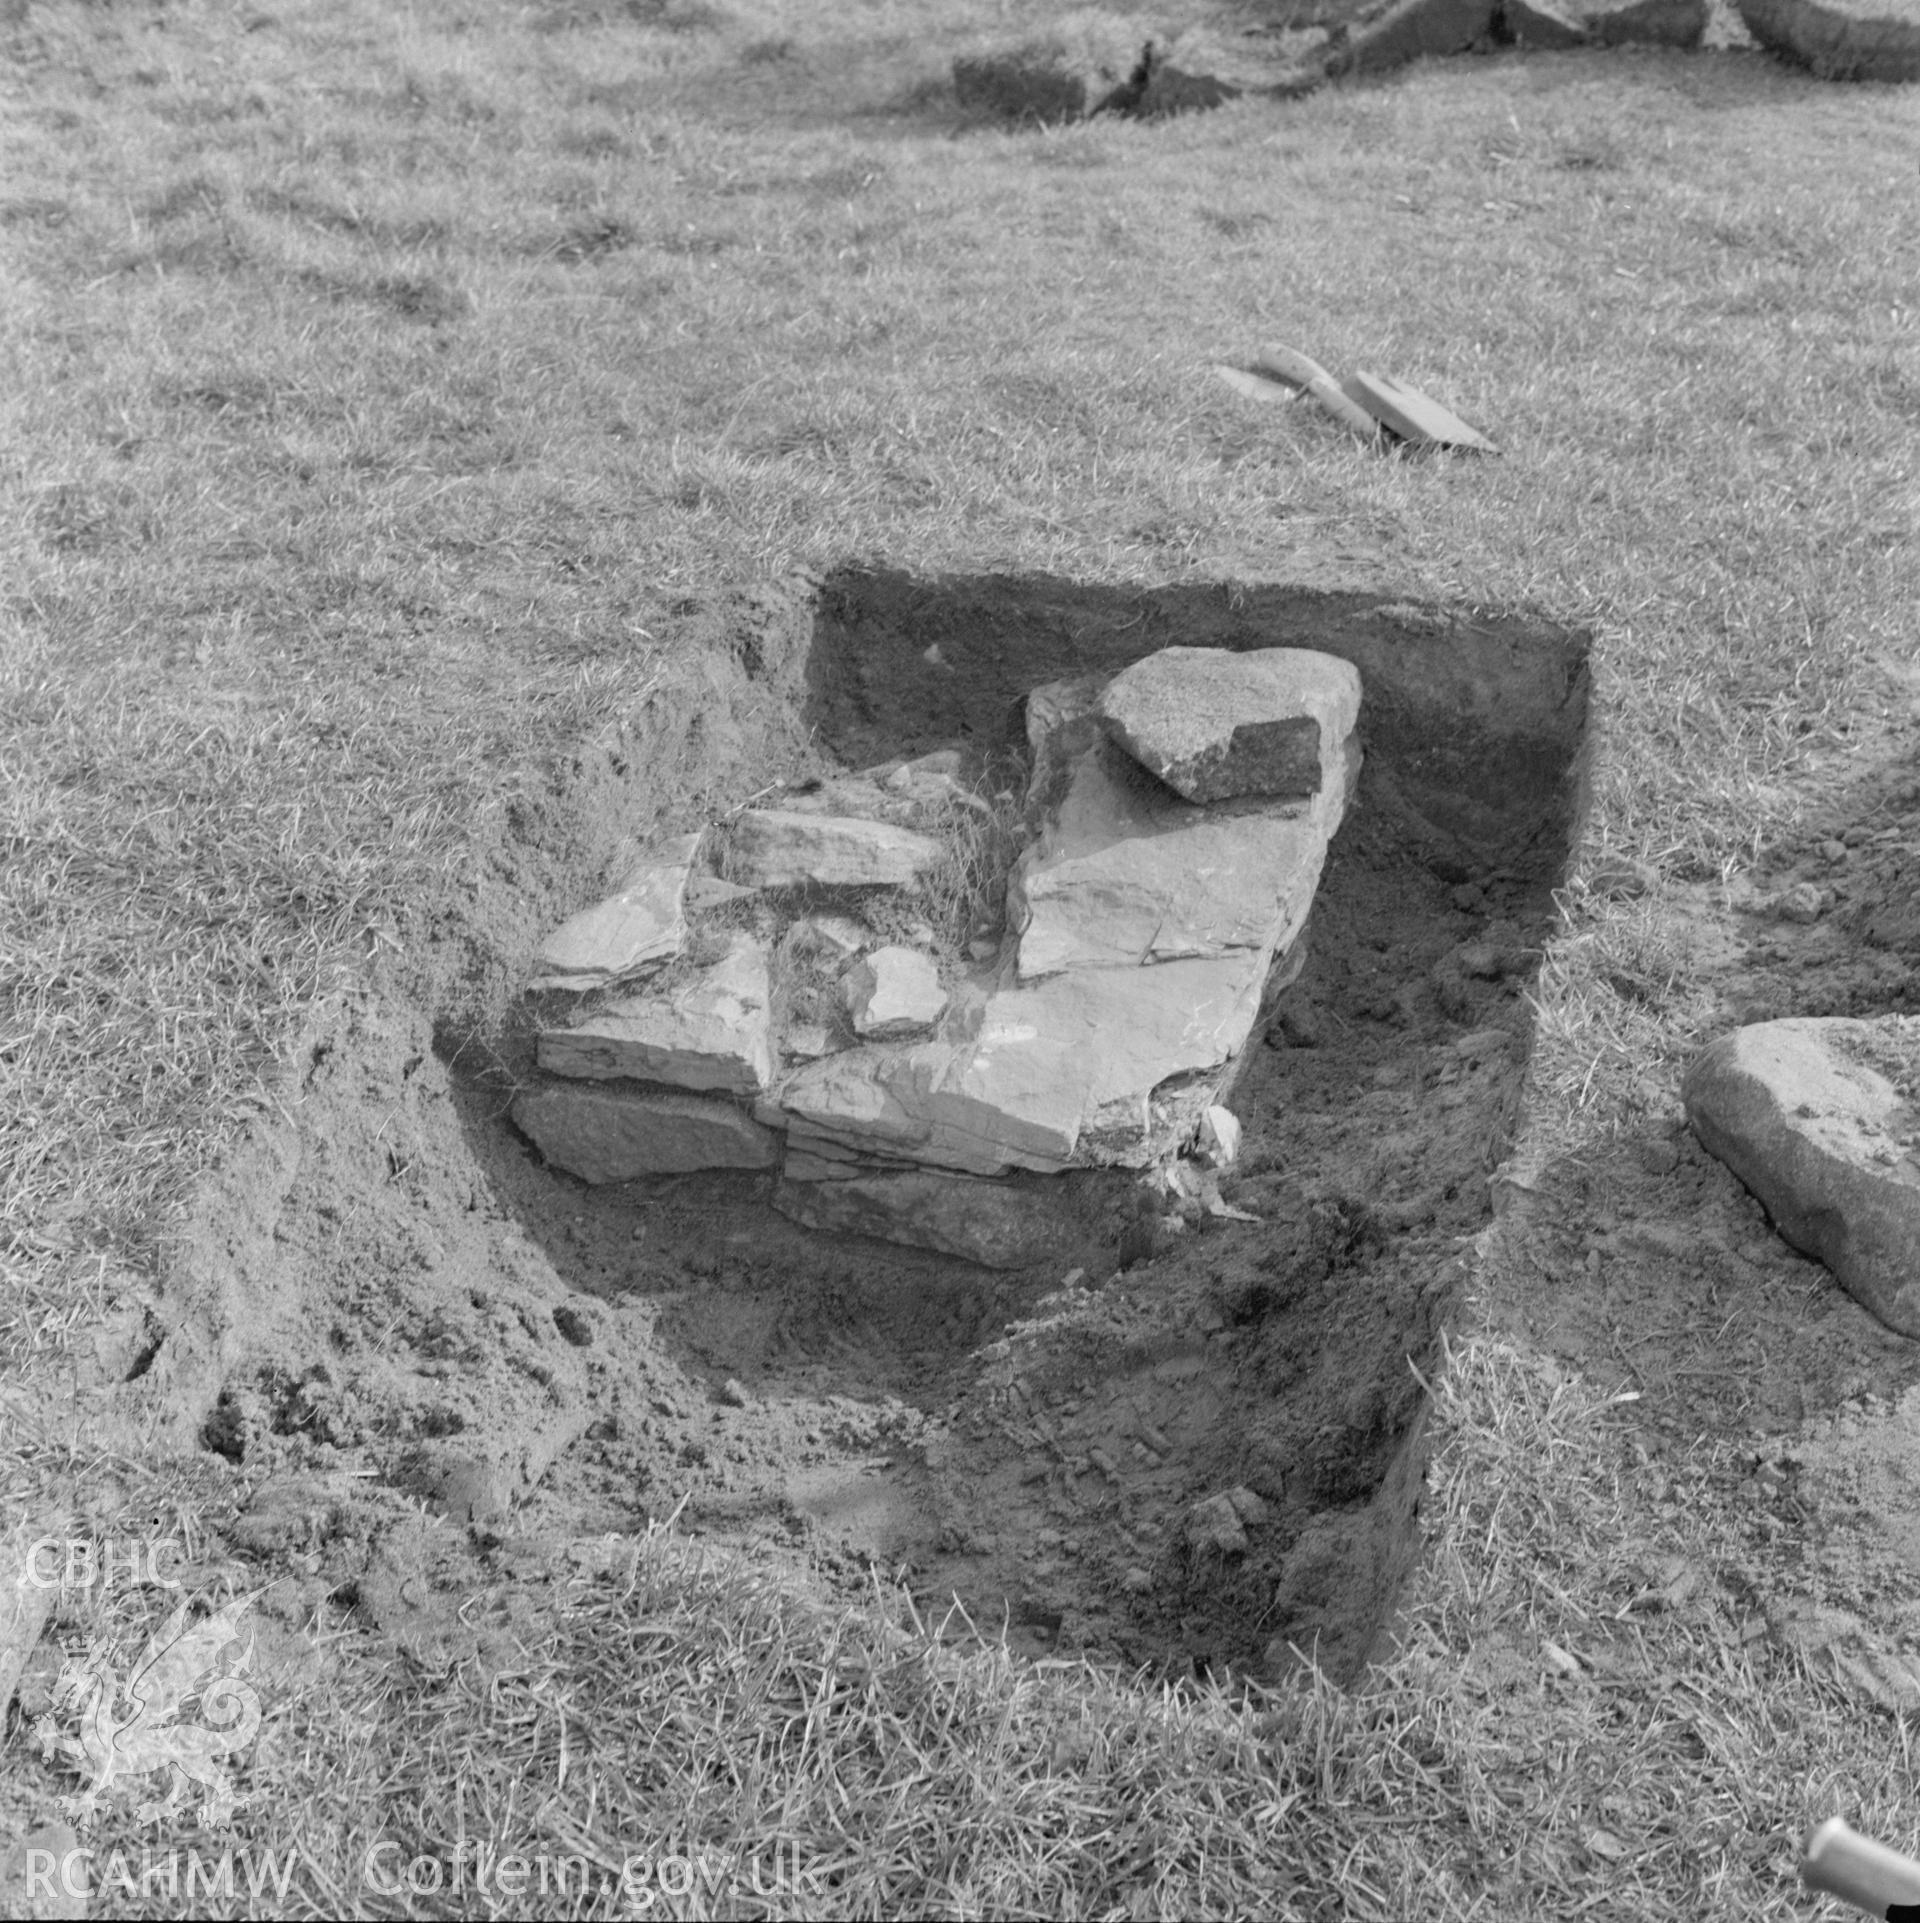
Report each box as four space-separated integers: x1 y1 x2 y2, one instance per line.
511 646 1362 1245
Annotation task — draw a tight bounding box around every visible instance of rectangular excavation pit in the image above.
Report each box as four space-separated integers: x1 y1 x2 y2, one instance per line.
486 564 1591 1685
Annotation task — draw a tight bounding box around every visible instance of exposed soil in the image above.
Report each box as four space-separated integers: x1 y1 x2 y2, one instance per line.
45 569 1920 1733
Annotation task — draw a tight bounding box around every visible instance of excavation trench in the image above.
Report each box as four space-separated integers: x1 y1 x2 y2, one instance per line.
179 568 1589 1685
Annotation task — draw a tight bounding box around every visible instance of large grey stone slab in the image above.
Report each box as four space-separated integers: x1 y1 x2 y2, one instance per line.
535 935 774 1097
1008 739 1339 980
998 950 1271 1161
771 946 1271 1175
512 1084 779 1184
1096 647 1362 805
730 810 944 890
1684 1017 1920 1338
774 1028 1080 1177
530 833 701 991
773 1171 1076 1270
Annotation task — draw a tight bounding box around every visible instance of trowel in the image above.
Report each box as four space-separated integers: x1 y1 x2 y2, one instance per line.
1213 344 1499 454
1801 1817 1920 1921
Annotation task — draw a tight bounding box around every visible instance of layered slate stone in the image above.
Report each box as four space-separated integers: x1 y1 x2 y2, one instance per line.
767 648 1360 1177
987 951 1273 1166
729 810 944 890
530 833 701 992
513 643 1365 1216
773 1171 1077 1270
512 1085 780 1184
1684 1017 1920 1339
536 935 774 1097
1008 739 1344 980
775 1033 1070 1176
1095 647 1362 805
846 946 947 1040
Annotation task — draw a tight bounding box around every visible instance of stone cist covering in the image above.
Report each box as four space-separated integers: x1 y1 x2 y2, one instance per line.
512 645 1361 1249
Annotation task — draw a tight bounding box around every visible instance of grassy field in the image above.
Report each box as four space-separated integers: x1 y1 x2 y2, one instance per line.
5 0 1920 1915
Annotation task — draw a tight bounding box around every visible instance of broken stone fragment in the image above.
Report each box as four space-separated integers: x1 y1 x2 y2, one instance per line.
1683 1017 1920 1338
1196 1105 1242 1168
729 809 945 890
529 832 701 991
789 914 871 963
511 1084 780 1183
784 1022 837 1061
1096 647 1362 805
869 748 963 784
845 946 948 1040
1223 1485 1270 1527
773 1171 1076 1269
1186 1493 1249 1556
535 935 774 1097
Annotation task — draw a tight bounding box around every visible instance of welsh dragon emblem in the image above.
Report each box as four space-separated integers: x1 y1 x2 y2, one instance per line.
34 1591 264 1830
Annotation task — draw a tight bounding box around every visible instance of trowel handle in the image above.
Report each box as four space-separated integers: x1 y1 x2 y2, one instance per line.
1252 344 1380 442
1802 1817 1920 1916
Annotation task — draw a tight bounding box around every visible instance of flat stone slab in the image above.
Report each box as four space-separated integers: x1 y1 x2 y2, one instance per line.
530 832 701 991
988 951 1271 1163
730 810 944 890
1009 738 1345 980
512 1084 779 1184
772 944 1271 1175
1684 1017 1920 1338
773 1171 1076 1270
776 1041 1047 1176
536 935 774 1097
846 945 947 1040
1735 0 1920 76
1096 647 1361 805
